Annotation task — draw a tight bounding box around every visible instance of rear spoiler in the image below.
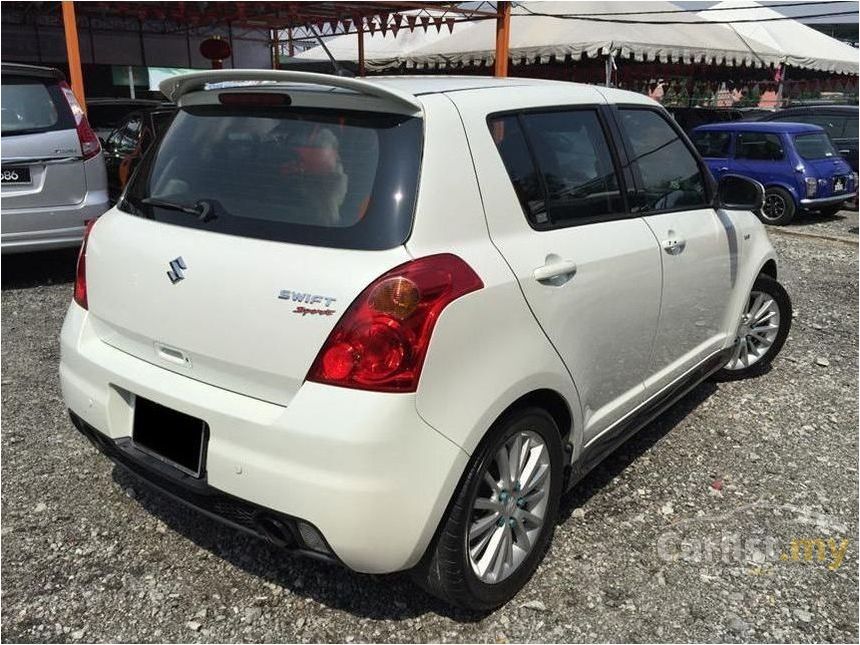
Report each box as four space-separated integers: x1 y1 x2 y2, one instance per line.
158 69 422 113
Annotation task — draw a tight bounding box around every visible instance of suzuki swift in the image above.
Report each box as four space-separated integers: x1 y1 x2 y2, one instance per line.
60 71 792 610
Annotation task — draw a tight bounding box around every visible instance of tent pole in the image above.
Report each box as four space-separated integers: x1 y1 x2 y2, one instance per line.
604 54 611 87
494 1 511 77
61 0 86 114
777 64 787 107
357 20 366 76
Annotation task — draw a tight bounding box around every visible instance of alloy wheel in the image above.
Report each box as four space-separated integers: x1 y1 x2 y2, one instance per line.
761 193 787 221
724 290 781 370
467 430 551 584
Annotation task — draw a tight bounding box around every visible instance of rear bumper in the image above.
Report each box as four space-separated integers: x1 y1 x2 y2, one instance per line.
59 302 468 573
1 190 108 254
800 192 857 208
69 411 340 563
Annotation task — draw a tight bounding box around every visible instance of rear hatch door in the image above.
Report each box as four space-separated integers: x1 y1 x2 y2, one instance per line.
1 74 86 212
85 90 423 406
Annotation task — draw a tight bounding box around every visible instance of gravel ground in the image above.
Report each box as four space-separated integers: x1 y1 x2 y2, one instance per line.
2 213 858 643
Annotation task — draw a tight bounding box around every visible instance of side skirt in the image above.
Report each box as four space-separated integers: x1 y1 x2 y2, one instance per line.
566 347 732 489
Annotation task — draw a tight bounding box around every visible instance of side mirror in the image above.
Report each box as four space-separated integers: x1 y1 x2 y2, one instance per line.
715 174 764 211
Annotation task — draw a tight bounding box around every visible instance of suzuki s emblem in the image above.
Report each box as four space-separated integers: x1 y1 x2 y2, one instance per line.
167 257 187 284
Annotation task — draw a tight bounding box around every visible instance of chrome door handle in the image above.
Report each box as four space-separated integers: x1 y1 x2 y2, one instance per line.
533 258 577 285
661 237 686 254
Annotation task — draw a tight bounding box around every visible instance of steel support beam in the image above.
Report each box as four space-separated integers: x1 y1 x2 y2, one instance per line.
494 1 511 78
61 0 86 113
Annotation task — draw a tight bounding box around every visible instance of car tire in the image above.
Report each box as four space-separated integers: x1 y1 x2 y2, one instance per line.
758 187 796 225
715 274 792 381
413 407 564 611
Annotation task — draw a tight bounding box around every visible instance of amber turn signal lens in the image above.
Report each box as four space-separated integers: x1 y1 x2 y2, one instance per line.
370 277 420 319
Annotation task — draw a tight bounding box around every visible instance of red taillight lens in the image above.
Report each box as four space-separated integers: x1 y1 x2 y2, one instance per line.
307 254 483 392
60 82 101 160
74 219 97 310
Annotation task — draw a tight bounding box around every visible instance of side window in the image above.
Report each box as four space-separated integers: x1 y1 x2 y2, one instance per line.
841 116 857 139
489 116 547 224
691 131 731 158
618 108 707 213
490 109 624 227
735 132 785 160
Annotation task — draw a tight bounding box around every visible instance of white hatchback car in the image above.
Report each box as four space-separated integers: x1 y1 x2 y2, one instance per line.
60 71 791 610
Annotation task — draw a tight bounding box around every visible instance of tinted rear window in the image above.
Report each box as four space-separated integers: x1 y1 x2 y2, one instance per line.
1 76 73 135
121 105 422 250
794 132 838 160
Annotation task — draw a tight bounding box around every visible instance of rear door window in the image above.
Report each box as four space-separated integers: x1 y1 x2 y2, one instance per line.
617 108 708 213
122 104 422 250
1 76 73 136
735 132 785 160
490 109 625 227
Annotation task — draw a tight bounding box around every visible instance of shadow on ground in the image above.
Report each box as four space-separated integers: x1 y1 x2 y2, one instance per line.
105 379 724 622
1 249 78 290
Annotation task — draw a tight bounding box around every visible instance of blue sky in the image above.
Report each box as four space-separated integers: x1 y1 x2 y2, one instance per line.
675 0 858 24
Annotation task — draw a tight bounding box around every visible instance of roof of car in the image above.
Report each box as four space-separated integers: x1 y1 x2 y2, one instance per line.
160 70 656 112
693 121 824 134
367 75 572 95
86 98 165 106
764 104 859 114
2 62 64 80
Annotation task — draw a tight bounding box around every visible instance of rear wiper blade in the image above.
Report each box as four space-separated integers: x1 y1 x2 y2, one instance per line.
141 197 216 222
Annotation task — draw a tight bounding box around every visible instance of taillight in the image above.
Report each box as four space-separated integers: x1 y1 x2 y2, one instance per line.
307 254 483 392
60 82 101 160
74 220 97 310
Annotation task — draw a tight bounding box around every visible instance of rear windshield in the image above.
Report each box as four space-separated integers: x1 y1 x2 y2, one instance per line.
121 104 423 250
1 76 73 136
794 132 838 160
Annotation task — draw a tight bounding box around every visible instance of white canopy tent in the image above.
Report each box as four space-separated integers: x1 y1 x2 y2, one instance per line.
295 1 787 71
699 1 859 75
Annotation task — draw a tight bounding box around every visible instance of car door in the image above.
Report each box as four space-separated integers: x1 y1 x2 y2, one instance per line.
467 105 663 443
733 130 792 188
613 107 735 395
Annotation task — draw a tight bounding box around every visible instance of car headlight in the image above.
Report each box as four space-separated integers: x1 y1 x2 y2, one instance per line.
805 177 818 198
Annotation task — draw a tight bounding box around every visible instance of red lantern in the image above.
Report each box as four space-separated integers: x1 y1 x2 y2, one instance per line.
200 37 232 69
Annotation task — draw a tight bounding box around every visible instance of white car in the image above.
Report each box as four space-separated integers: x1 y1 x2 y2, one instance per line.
60 71 791 610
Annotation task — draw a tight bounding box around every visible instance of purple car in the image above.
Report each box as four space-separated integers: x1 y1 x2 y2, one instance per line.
691 121 857 225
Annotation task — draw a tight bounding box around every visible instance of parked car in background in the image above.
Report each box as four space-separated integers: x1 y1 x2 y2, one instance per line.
692 121 857 225
667 106 745 132
103 105 177 202
1 63 108 254
752 104 859 172
61 70 792 610
86 97 164 141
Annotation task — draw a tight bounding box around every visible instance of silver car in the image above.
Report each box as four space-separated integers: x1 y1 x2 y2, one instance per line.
1 63 109 254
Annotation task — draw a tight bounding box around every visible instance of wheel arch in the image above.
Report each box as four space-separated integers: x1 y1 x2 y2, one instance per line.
764 181 801 205
759 258 777 280
494 388 573 445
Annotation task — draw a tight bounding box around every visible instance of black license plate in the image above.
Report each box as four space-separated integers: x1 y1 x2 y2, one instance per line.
1 167 31 184
132 396 208 477
834 176 846 192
